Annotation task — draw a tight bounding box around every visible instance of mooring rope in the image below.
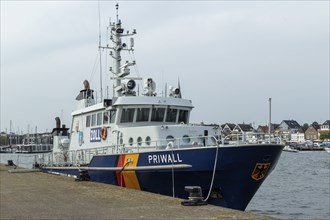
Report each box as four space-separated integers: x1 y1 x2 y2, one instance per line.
203 137 220 201
171 142 175 198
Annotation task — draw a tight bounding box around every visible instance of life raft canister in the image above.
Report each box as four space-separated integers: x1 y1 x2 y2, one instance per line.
100 127 107 140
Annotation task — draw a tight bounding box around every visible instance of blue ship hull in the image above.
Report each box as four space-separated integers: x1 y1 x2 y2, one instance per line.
42 144 283 211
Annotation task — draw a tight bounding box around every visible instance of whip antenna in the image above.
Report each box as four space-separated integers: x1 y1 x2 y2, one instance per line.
98 0 103 102
116 3 119 23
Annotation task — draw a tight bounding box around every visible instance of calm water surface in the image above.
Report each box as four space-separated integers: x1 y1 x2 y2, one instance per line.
1 151 329 219
0 153 39 168
247 151 330 220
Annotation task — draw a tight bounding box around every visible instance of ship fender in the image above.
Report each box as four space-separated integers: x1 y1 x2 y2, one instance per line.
100 127 108 140
166 141 174 150
63 152 68 162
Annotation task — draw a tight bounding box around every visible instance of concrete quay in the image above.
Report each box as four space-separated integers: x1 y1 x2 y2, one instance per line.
0 164 275 220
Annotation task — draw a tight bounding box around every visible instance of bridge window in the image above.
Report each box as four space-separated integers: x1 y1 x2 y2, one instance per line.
120 109 135 123
166 108 177 122
97 112 102 125
103 111 109 124
86 115 91 127
110 110 116 124
178 110 188 124
91 114 96 126
151 108 165 122
136 108 150 122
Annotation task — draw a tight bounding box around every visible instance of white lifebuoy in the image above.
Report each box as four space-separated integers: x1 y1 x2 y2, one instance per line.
166 141 174 150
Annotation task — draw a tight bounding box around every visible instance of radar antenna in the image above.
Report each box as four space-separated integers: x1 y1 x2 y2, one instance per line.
99 3 139 97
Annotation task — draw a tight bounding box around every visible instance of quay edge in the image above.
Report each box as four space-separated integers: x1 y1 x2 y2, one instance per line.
0 164 275 220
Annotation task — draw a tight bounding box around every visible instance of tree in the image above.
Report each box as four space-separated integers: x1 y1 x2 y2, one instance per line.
302 123 309 132
0 135 8 146
311 121 319 128
320 132 330 141
312 121 319 127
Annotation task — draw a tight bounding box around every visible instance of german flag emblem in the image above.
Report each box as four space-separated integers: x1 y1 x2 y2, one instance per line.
251 163 270 181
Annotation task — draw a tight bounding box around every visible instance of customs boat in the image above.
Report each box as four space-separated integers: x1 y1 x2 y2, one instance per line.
38 4 284 211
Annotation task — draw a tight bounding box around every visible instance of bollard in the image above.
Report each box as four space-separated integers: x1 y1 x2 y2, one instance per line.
181 186 208 206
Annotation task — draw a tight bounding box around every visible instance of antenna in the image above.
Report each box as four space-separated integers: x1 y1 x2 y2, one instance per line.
116 3 119 23
177 78 182 98
98 0 103 102
268 98 272 143
98 3 137 97
61 109 64 125
165 83 167 97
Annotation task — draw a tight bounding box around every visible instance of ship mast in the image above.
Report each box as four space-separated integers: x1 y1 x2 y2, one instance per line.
99 3 137 97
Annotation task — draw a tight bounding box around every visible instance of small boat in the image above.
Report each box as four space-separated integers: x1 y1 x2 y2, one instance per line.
37 4 284 211
0 146 14 153
283 145 299 153
323 142 330 153
324 147 330 153
15 144 53 154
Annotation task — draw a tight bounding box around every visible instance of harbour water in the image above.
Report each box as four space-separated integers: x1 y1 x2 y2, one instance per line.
247 151 330 220
1 151 329 220
0 153 40 169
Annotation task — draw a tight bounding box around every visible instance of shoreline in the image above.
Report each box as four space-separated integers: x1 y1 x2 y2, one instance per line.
0 164 275 220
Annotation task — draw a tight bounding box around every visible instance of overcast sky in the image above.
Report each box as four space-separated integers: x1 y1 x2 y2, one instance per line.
1 1 329 133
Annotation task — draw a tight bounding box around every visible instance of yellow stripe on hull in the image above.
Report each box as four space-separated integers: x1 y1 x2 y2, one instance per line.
122 154 140 190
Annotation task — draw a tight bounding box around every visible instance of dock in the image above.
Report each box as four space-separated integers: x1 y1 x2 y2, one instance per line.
0 164 274 220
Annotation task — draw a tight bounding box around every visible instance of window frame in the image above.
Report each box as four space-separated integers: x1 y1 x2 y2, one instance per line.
136 108 150 122
151 107 165 122
120 108 135 123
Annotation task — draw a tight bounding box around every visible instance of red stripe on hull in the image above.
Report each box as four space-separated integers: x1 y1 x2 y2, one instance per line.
116 155 126 187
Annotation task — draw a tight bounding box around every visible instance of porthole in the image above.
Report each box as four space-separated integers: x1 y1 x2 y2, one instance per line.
166 135 174 143
128 137 134 146
182 135 190 143
145 136 151 146
137 137 142 146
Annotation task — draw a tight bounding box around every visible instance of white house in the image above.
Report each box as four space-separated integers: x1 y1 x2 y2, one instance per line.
291 133 305 142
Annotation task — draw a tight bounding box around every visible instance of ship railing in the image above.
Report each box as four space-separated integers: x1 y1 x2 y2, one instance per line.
223 132 283 145
38 146 117 167
115 135 220 154
74 135 219 165
38 135 220 166
38 134 282 166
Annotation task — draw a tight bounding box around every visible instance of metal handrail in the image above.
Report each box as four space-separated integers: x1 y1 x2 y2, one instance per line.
223 132 283 145
38 133 282 166
38 135 220 166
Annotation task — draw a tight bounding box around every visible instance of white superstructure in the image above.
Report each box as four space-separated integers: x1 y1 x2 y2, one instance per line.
49 4 221 164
